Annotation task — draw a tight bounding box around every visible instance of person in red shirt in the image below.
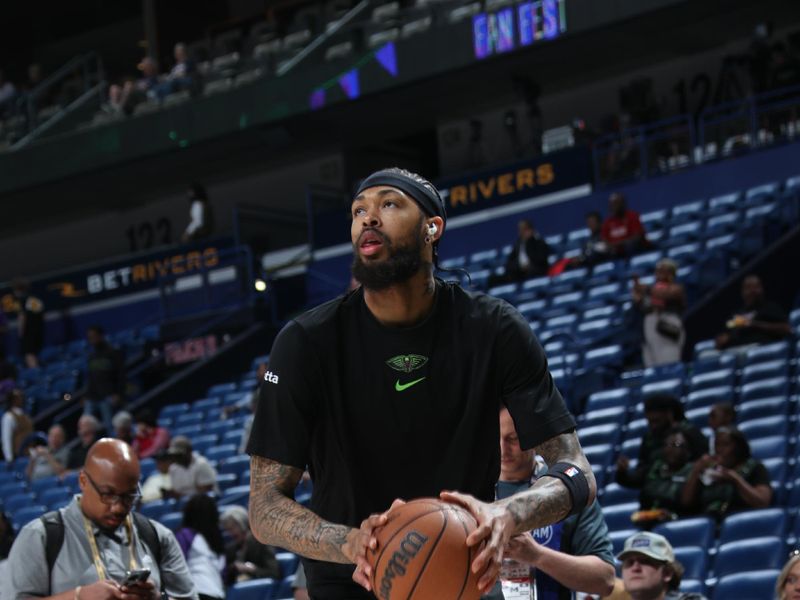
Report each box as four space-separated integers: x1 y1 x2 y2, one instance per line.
133 408 170 458
601 192 648 257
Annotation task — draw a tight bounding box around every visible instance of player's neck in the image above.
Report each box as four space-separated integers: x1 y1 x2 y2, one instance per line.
363 269 436 327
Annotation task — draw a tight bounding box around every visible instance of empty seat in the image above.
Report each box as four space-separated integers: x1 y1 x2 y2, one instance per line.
440 255 466 269
583 345 623 370
671 200 706 223
740 377 790 402
629 251 663 272
642 362 686 383
640 209 668 230
718 508 787 544
685 386 734 411
745 181 778 204
737 397 789 422
160 403 190 419
601 483 638 507
667 242 701 262
588 282 622 302
175 412 204 426
623 418 648 441
208 382 238 396
578 423 621 447
680 580 706 596
193 397 222 411
12 505 48 530
705 234 737 252
205 445 238 462
673 546 707 580
741 359 789 384
607 528 637 554
705 212 739 235
748 435 788 460
714 536 784 579
689 369 735 392
517 299 547 320
276 552 300 578
157 511 184 531
228 578 277 600
579 406 627 427
39 487 72 509
585 388 632 412
708 192 741 213
139 499 178 521
619 437 641 457
668 222 702 244
601 502 638 531
581 305 617 321
745 202 778 221
738 415 789 440
653 517 714 549
712 570 781 600
219 455 251 478
641 378 683 398
743 341 790 365
551 291 584 310
5 492 37 513
191 434 221 454
488 283 518 300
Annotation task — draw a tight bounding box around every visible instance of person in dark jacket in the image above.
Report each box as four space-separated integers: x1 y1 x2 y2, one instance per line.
501 219 550 282
83 325 126 435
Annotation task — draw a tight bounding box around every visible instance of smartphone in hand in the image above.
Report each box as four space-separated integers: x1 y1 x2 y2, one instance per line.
122 568 151 586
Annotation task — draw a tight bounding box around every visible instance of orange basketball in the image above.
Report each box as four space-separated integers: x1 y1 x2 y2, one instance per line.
367 498 481 600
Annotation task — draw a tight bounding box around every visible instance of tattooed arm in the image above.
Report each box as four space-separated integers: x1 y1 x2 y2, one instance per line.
249 456 363 564
441 429 596 594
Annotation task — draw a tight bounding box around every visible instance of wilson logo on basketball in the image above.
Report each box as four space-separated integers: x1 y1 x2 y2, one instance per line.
377 530 429 600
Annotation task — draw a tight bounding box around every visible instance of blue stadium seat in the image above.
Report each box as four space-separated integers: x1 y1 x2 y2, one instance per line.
708 191 741 214
215 472 238 491
550 291 584 311
191 434 221 455
641 378 683 398
673 546 707 580
714 536 784 579
552 268 589 289
719 508 787 545
488 283 518 300
139 499 178 521
745 202 778 222
566 228 590 248
12 505 48 530
640 209 668 230
689 369 735 392
156 511 183 531
748 435 788 461
619 437 641 458
219 455 251 479
517 299 547 320
623 418 648 441
668 222 702 245
705 234 737 253
440 255 466 269
576 318 613 343
61 471 79 491
680 580 706 596
0 471 21 486
220 485 251 508
581 305 617 321
653 517 715 549
582 345 623 370
587 282 622 303
601 483 638 506
745 181 779 204
205 444 238 462
737 397 790 422
713 570 781 600
175 412 204 426
172 424 204 438
684 407 708 429
205 420 239 436
740 377 790 402
738 415 789 440
743 341 790 365
607 528 637 554
39 487 72 509
223 430 245 446
5 492 37 513
276 552 300 578
470 248 499 266
29 475 61 496
741 359 789 384
579 406 627 427
520 275 551 296
578 424 621 447
228 578 277 600
642 362 686 384
160 403 190 419
628 251 663 274
544 314 575 332
139 458 156 480
208 382 238 397
705 212 739 236
671 200 706 223
667 242 701 263
685 386 734 411
193 397 223 411
601 502 637 531
585 388 632 412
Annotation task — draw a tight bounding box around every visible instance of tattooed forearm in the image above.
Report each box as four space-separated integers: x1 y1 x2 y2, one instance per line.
248 456 353 563
498 430 597 534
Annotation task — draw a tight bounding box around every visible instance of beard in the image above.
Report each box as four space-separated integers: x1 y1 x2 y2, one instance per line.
351 227 427 291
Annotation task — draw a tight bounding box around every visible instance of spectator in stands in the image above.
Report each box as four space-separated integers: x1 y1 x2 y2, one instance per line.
497 407 616 598
681 426 772 519
715 274 791 350
618 532 708 600
220 505 280 584
65 414 101 471
708 402 736 453
132 408 170 458
0 346 17 396
25 424 69 481
165 436 219 498
574 211 612 268
154 43 197 101
11 279 44 369
140 449 173 503
616 394 707 489
111 410 134 444
83 325 126 435
176 494 226 600
632 258 687 367
221 362 266 454
492 218 550 285
1 389 33 462
636 428 695 522
181 183 215 242
776 551 800 600
601 192 648 258
0 68 17 118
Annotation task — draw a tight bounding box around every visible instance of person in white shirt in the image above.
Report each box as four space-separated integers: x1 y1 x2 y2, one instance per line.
2 389 32 462
140 449 174 503
176 494 226 600
181 183 214 242
165 436 219 498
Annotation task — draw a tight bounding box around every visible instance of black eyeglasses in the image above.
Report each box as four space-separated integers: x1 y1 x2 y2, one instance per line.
83 470 142 507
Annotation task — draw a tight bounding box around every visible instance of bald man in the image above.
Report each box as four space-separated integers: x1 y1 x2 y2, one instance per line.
6 438 196 600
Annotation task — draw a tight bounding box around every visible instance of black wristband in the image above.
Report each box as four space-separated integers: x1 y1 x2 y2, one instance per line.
540 462 591 517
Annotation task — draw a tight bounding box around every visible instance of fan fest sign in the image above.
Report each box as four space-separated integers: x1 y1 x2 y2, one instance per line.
436 147 591 218
0 243 226 314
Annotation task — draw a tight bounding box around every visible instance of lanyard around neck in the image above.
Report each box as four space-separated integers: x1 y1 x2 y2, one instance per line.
80 505 138 580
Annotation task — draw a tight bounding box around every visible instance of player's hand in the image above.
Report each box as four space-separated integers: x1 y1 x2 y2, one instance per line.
504 533 541 565
347 498 406 591
440 490 513 595
120 579 157 600
77 580 124 600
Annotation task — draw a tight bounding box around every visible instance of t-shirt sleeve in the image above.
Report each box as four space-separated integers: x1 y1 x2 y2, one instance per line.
630 211 645 235
496 303 575 449
194 461 217 487
154 523 199 599
566 500 615 566
7 519 50 599
245 320 319 469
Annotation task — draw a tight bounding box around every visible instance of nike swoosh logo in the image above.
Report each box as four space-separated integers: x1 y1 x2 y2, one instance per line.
395 377 426 392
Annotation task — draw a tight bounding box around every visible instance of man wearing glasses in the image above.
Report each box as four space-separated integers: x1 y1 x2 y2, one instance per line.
6 438 196 600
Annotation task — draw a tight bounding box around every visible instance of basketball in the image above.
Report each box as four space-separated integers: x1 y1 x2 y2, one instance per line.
367 498 481 600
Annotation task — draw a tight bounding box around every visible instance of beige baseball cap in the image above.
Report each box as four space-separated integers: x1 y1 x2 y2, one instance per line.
617 532 675 563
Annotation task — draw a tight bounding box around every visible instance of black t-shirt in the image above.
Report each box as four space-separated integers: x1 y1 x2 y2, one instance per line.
726 300 788 347
247 280 575 599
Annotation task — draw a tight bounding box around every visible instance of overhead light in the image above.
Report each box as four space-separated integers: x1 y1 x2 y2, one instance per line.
254 279 267 292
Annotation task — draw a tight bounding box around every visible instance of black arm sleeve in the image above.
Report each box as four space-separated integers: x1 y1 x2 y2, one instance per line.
245 321 320 469
497 303 575 449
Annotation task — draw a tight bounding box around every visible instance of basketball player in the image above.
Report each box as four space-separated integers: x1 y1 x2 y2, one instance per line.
247 168 596 599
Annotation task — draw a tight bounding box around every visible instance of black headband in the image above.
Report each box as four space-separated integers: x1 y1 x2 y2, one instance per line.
355 168 447 225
